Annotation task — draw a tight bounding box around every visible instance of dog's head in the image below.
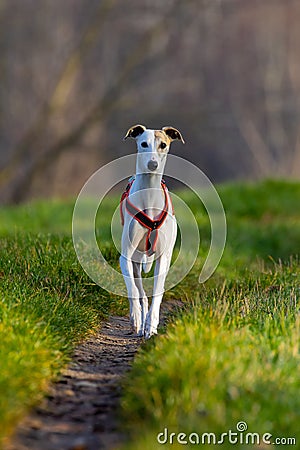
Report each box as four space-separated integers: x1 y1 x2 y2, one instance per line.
124 124 184 175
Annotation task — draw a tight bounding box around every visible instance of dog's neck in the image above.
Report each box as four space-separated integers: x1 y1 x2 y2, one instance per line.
129 171 165 218
134 172 162 190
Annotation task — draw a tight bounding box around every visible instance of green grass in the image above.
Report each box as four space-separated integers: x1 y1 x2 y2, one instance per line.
0 180 299 448
121 179 300 449
0 199 127 444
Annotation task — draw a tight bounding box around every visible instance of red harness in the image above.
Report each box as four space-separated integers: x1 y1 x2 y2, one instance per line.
120 178 173 256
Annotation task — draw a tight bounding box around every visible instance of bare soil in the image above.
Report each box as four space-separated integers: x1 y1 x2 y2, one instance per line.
4 302 181 450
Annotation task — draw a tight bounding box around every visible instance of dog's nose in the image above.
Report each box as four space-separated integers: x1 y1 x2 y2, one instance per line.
147 160 158 171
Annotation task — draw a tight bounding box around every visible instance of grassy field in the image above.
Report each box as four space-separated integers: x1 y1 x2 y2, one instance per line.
0 197 127 444
0 180 299 448
121 180 300 449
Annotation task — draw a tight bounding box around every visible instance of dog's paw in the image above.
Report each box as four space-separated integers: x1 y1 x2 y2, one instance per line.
130 308 142 336
144 322 158 340
144 311 159 339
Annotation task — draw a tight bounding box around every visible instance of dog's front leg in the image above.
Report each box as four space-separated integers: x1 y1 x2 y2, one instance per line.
133 260 148 336
119 254 142 334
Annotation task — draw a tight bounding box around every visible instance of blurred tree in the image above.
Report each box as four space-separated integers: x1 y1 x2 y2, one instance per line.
0 0 300 203
0 0 183 202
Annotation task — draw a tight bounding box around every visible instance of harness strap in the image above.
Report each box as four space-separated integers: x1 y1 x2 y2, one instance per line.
120 178 135 226
120 178 172 256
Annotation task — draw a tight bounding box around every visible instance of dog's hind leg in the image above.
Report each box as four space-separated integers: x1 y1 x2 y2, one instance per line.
142 254 154 273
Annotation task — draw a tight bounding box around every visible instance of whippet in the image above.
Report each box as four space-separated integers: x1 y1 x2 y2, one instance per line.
120 124 185 339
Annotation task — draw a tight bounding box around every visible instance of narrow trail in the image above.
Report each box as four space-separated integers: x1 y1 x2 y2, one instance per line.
5 302 181 450
5 316 142 450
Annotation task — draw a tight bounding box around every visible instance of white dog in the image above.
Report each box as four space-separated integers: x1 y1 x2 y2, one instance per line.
120 124 184 338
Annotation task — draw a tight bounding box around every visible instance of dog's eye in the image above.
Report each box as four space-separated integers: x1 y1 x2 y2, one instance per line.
160 142 167 149
141 142 148 148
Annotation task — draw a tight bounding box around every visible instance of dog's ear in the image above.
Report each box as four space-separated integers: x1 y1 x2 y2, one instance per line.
162 126 185 144
123 124 146 140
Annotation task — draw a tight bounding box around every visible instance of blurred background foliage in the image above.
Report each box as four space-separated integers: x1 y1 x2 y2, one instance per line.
0 0 300 203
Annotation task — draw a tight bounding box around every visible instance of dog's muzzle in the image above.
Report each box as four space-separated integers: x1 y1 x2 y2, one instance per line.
147 160 158 171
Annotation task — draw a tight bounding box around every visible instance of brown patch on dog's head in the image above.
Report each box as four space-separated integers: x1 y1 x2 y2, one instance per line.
155 130 169 142
154 130 171 151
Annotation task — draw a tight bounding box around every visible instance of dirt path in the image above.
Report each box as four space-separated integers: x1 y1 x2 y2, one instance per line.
5 302 181 450
5 316 142 450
